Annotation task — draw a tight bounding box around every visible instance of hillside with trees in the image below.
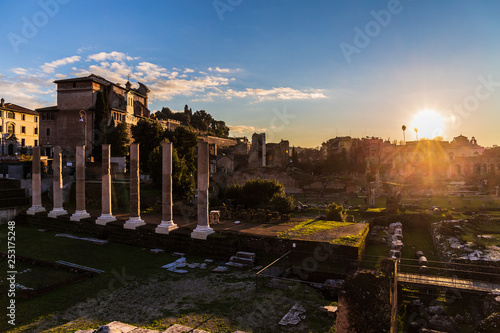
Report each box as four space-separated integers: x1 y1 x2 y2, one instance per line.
153 104 230 138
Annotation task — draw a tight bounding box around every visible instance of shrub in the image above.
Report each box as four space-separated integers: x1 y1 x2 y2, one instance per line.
326 203 346 222
269 192 296 214
225 178 289 210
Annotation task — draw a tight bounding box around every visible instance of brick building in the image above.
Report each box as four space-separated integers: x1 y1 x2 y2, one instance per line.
36 74 150 160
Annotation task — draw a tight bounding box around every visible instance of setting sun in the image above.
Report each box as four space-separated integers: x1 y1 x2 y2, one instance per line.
410 110 445 140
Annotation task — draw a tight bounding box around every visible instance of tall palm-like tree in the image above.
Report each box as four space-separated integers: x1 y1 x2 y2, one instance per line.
402 125 406 144
414 127 418 141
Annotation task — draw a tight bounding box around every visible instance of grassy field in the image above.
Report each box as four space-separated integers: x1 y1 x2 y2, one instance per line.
0 225 337 333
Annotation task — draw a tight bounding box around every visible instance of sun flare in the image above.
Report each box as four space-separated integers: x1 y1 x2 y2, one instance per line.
410 109 445 140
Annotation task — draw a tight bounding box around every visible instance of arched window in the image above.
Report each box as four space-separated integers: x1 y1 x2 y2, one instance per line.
7 123 15 134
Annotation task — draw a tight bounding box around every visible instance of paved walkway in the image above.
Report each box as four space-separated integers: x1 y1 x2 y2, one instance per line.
398 272 500 293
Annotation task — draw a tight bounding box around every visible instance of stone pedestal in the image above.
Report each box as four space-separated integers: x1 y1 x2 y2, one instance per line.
27 147 46 215
156 142 178 234
191 141 214 240
124 143 145 229
71 146 90 221
48 146 68 218
96 145 116 225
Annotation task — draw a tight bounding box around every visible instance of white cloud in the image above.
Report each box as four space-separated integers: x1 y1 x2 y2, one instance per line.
184 68 195 73
208 66 241 74
149 76 230 101
40 55 81 73
222 87 327 102
87 51 138 62
229 125 267 135
11 67 29 75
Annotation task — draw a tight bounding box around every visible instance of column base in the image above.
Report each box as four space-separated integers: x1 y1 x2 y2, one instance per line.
191 225 215 240
155 220 178 234
70 210 91 221
96 214 116 225
27 205 46 215
123 216 146 230
48 207 68 218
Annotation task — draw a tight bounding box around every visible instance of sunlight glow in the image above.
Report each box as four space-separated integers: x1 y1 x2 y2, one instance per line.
410 109 445 140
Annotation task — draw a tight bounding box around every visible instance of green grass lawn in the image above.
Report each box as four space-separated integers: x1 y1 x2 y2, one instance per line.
0 225 337 333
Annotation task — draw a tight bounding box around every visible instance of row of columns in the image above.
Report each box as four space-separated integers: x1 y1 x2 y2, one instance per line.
27 142 214 240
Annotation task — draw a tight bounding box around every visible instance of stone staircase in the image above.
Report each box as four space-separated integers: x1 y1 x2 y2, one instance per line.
225 251 256 268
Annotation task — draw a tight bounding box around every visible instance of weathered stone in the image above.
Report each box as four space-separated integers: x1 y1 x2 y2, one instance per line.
279 303 306 325
124 144 146 229
191 141 214 240
428 315 459 333
71 145 91 221
164 324 208 333
48 146 68 218
96 145 116 225
27 147 46 215
156 142 178 234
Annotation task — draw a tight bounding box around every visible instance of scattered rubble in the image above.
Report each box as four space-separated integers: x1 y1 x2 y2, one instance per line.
279 303 306 325
55 233 108 245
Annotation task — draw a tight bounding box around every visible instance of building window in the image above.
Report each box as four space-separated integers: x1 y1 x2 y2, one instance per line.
46 128 50 136
7 111 15 119
0 125 2 132
35 140 38 146
7 123 14 134
73 82 76 88
34 128 38 135
22 114 25 120
21 126 26 133
0 111 2 117
42 113 46 120
21 139 25 146
35 116 38 122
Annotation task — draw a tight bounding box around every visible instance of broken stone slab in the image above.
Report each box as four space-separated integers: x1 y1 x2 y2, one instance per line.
236 251 256 259
319 305 338 317
213 266 229 273
172 252 185 257
279 303 306 325
204 259 214 263
55 260 104 273
229 256 254 266
161 257 187 270
95 321 160 333
55 233 108 245
150 249 165 254
164 324 209 333
225 261 247 268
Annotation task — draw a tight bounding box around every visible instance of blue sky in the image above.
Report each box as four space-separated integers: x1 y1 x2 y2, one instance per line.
1 0 500 147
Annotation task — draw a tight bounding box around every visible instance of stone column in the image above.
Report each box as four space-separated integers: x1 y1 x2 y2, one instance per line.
70 146 90 221
96 144 116 225
124 143 145 229
191 141 214 240
48 146 68 218
156 142 178 234
27 146 46 215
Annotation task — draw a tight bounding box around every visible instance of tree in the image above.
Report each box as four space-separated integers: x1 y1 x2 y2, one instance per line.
210 120 229 138
402 125 406 144
108 122 131 157
92 88 110 161
131 119 165 172
147 141 195 200
191 110 213 132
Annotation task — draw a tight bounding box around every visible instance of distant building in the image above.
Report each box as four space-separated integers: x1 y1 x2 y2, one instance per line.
0 98 39 156
37 74 150 159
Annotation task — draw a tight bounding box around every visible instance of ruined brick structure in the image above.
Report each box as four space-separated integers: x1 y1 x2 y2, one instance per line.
36 74 150 160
